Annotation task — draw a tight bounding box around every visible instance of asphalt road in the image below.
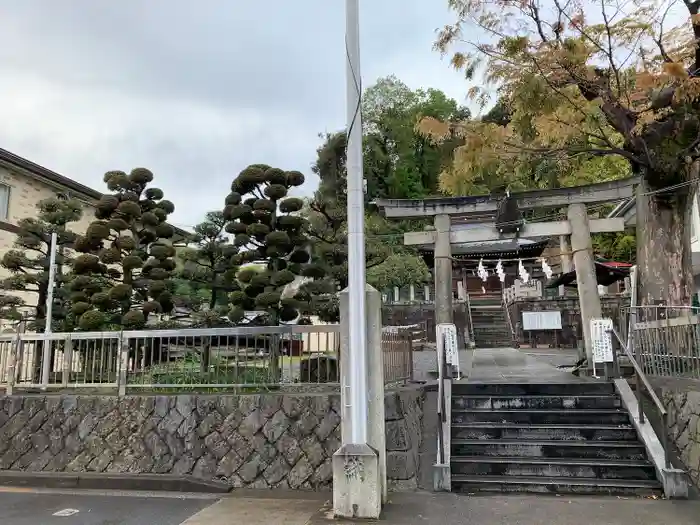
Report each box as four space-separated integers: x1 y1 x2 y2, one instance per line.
0 487 218 525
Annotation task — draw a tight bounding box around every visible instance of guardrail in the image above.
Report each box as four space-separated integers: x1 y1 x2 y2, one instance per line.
0 323 419 394
627 305 700 381
0 325 344 393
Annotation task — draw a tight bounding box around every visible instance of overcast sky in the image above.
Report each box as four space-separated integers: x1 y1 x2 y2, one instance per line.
0 1 469 228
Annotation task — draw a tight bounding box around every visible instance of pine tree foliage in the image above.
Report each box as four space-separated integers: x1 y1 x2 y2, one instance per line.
178 211 239 311
222 164 318 324
70 168 178 330
0 197 82 330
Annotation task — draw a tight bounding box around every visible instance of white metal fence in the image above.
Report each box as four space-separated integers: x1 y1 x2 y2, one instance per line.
0 323 414 394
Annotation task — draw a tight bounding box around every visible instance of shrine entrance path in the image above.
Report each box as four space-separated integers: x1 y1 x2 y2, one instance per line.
460 347 584 383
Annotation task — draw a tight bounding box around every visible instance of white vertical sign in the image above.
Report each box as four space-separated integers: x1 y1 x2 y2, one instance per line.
590 318 614 377
436 323 460 379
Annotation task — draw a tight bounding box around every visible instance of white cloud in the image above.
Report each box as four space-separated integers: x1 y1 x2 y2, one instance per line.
0 1 472 228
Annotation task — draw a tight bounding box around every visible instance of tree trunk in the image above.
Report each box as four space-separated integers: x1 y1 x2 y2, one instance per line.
635 177 694 308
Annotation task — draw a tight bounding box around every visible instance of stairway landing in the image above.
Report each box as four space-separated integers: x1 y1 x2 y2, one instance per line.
461 347 580 384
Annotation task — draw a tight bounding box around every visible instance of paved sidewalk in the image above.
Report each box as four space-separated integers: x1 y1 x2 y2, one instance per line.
180 491 700 525
0 486 217 524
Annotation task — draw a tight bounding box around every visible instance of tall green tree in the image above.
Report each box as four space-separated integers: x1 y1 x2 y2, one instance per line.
0 196 83 382
178 211 239 311
362 75 471 199
223 164 318 381
304 127 431 321
70 168 178 330
314 77 471 204
0 196 83 331
223 164 317 325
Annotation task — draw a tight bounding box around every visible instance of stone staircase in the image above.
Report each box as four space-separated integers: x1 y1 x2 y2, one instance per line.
468 295 513 348
449 382 662 495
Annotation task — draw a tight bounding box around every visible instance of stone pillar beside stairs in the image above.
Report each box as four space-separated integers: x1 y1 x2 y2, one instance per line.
333 284 386 519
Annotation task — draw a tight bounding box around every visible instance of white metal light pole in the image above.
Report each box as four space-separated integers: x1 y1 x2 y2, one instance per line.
345 0 369 445
41 232 58 388
44 232 58 335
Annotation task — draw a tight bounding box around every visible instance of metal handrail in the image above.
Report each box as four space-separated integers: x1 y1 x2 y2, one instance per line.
609 325 670 469
501 287 516 342
611 265 670 469
464 292 475 346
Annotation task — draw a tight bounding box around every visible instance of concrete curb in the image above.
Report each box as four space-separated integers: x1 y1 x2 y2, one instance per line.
0 472 231 493
614 378 689 499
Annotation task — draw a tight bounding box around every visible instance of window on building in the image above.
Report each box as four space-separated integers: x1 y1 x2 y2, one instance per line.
0 184 10 220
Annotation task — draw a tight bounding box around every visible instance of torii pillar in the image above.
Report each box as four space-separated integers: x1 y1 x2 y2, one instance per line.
568 203 602 367
434 214 453 326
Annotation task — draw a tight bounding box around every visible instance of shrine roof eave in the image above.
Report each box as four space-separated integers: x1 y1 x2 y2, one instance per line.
375 176 640 219
417 238 550 257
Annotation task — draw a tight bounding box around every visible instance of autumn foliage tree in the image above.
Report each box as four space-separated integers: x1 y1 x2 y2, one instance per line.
424 0 700 306
71 169 178 330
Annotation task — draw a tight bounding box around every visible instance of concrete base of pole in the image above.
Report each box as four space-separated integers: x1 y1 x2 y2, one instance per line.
433 463 451 492
332 443 382 519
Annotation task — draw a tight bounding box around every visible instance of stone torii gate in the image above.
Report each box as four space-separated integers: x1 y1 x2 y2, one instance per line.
376 177 638 367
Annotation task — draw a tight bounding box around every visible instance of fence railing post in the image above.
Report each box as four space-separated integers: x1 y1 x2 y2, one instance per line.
6 332 20 396
62 336 72 389
117 333 128 397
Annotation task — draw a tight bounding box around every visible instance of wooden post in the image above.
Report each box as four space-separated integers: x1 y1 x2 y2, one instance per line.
568 203 602 370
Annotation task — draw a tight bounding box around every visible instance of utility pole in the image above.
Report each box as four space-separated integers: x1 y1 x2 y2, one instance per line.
344 0 368 446
41 232 58 388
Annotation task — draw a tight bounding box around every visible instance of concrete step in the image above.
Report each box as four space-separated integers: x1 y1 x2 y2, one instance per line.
452 409 631 425
451 423 638 441
452 382 615 397
472 327 510 333
472 338 512 344
451 457 657 480
472 342 513 347
452 395 621 410
451 439 647 460
451 474 661 495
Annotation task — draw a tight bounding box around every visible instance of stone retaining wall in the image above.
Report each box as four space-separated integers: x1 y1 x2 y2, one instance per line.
663 388 700 487
0 389 426 490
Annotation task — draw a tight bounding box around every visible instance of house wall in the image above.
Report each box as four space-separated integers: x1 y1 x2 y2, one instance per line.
0 166 98 325
692 195 700 304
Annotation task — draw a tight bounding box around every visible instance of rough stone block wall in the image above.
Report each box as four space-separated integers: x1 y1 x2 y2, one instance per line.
663 389 700 488
384 389 424 490
0 389 425 490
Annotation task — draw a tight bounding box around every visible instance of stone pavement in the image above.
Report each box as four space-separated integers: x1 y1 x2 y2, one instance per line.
412 346 581 384
180 491 700 525
462 346 583 383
